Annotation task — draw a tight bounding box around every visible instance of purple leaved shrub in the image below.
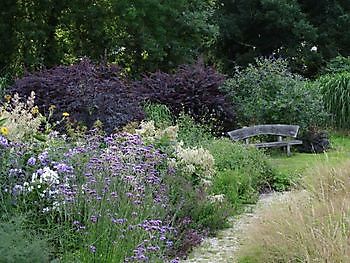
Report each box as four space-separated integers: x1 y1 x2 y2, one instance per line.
10 59 144 133
134 60 237 132
9 59 236 133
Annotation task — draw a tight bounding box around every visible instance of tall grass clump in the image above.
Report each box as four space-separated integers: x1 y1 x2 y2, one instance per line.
318 72 350 129
237 162 350 263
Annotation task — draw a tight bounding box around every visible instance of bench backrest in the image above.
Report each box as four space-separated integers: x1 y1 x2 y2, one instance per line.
227 124 300 141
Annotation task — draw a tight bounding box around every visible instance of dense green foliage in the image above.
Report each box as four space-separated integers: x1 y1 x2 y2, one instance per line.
325 55 350 74
1 0 350 77
0 0 217 76
220 58 327 130
0 218 51 263
214 0 350 77
318 72 350 129
209 139 275 207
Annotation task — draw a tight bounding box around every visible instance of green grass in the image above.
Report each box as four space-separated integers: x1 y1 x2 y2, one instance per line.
268 134 350 181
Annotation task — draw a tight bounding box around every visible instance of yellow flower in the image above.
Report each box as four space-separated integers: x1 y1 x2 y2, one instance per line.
49 105 56 111
0 127 9 136
4 95 11 102
62 112 70 117
31 106 39 115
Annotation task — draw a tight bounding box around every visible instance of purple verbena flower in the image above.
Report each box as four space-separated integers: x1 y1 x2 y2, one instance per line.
89 245 96 253
38 151 49 165
90 215 98 223
27 157 36 166
0 135 8 147
53 162 73 173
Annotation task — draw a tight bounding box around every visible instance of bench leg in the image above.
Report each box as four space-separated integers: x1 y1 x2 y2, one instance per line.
287 144 291 157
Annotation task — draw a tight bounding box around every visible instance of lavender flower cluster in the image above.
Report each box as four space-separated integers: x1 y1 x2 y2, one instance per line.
1 131 179 262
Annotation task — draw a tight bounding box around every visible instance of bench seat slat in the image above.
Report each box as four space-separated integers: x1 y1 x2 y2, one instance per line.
254 140 303 148
228 124 300 141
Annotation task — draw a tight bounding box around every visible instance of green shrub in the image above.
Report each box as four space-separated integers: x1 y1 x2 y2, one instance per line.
176 114 214 147
221 58 327 130
144 103 173 129
325 55 350 74
207 139 276 208
318 72 350 129
0 217 51 263
144 103 213 147
0 76 9 98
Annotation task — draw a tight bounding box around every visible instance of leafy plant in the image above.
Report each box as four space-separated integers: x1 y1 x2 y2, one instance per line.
134 60 236 133
207 139 276 208
324 55 350 74
176 114 213 147
221 58 327 130
0 217 51 263
0 76 9 98
9 59 144 133
318 72 350 129
144 103 173 129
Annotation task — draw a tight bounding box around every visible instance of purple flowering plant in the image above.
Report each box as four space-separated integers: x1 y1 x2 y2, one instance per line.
1 128 179 262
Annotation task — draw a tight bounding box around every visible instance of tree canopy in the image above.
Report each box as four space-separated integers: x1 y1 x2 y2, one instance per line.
1 0 350 77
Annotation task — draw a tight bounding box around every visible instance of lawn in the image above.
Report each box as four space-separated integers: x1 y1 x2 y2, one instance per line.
268 133 350 179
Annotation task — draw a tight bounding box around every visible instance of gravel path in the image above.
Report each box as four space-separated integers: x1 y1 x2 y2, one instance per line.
182 191 293 263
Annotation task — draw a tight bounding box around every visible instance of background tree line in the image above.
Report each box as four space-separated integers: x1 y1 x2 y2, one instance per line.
1 0 350 78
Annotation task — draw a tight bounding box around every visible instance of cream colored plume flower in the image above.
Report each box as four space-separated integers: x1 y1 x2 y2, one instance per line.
0 92 44 141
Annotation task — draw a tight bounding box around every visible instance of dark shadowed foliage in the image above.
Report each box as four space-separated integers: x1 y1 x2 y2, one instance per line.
10 59 144 133
134 61 236 133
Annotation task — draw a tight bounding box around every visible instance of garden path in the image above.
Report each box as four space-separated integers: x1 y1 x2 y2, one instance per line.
182 191 292 263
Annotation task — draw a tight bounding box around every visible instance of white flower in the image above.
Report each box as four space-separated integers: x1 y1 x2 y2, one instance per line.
209 194 225 203
310 46 317 52
32 167 59 186
175 144 215 178
42 207 50 213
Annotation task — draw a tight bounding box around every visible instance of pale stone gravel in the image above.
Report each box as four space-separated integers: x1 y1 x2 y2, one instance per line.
182 191 293 263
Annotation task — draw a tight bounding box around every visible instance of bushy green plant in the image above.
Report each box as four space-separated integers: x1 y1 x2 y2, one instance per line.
134 119 231 254
176 114 213 147
207 139 276 208
0 76 9 98
325 55 350 74
318 72 350 129
144 103 173 129
221 58 327 130
144 103 214 147
0 217 51 263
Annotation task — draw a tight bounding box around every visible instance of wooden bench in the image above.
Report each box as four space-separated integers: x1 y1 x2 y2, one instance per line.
227 124 303 156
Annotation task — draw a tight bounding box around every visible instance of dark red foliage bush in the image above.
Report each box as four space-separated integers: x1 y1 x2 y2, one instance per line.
133 60 236 132
10 59 144 133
